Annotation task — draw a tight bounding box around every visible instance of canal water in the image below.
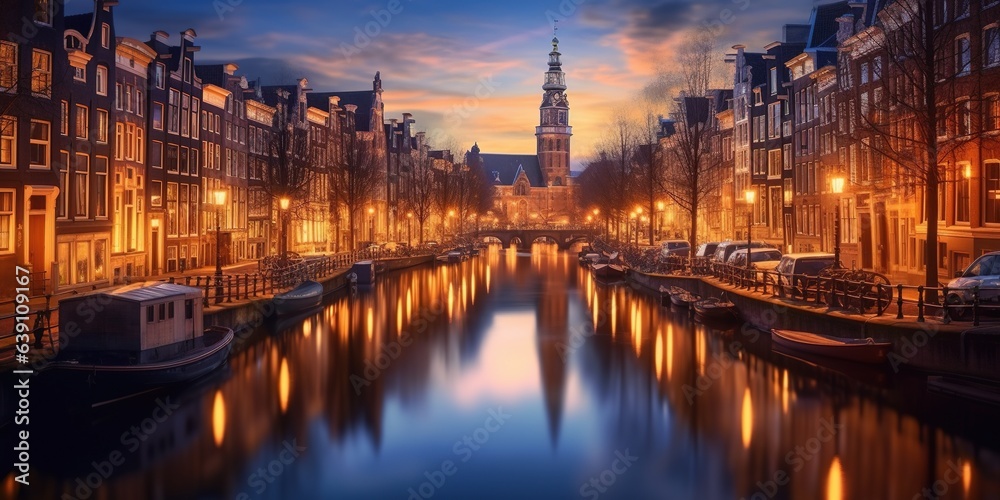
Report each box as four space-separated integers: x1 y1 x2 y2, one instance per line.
9 244 1000 499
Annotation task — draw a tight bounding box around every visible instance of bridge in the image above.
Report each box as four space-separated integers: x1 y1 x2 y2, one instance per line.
471 227 596 250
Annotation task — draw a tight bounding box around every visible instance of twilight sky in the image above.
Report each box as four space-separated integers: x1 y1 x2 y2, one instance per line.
76 0 815 167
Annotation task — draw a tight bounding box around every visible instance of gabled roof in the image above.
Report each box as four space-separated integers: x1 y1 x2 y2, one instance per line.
309 91 375 131
808 1 853 49
478 153 545 187
65 13 92 39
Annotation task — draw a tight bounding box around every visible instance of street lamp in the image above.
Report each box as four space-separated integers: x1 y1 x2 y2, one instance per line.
629 211 637 245
213 189 227 303
831 176 845 268
368 206 376 243
657 201 665 241
278 196 290 262
745 189 756 276
406 211 413 246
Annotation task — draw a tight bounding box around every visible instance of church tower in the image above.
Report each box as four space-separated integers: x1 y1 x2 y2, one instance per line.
536 36 572 187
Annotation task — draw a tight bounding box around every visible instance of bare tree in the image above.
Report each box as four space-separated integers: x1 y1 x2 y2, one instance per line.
261 99 314 260
331 131 385 250
677 31 718 97
661 96 725 250
633 109 670 245
405 155 436 244
843 0 999 291
595 116 640 241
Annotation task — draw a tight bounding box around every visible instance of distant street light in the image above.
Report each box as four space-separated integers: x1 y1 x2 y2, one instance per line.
279 196 290 263
831 176 845 268
407 211 413 246
213 190 227 303
745 189 756 276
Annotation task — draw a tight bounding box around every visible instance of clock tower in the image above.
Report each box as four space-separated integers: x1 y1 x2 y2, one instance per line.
536 37 572 187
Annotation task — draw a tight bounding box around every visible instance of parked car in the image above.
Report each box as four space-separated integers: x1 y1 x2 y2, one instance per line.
774 253 836 297
945 250 1000 318
660 240 691 258
727 248 783 268
694 242 720 258
712 241 774 264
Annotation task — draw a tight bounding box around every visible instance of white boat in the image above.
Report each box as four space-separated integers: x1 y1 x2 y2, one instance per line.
273 280 324 316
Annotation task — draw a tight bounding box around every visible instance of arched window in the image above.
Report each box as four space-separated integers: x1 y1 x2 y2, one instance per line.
514 182 527 196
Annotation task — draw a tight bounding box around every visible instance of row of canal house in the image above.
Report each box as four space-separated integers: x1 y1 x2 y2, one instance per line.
0 0 437 298
712 0 1000 284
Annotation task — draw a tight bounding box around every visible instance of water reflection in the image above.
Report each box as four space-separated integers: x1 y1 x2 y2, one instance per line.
20 243 1000 499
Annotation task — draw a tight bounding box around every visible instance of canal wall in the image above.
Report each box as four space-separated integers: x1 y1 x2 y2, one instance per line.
203 254 435 335
628 270 1000 381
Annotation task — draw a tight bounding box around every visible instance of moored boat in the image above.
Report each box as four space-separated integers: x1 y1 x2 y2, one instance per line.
770 329 892 365
273 280 324 316
693 297 739 321
670 291 699 308
44 282 235 404
592 263 627 282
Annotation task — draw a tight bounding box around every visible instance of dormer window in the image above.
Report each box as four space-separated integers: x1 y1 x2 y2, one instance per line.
183 58 192 83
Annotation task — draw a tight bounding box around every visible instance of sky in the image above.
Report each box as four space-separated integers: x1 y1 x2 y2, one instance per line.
74 0 817 168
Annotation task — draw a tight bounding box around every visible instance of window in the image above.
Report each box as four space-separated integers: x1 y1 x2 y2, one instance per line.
957 163 970 222
96 109 108 143
154 63 165 89
135 128 143 163
166 144 178 172
166 183 177 236
768 149 782 177
0 42 16 91
181 94 190 137
96 65 107 95
150 141 162 169
136 89 143 117
59 101 69 135
987 161 1000 223
151 180 162 207
124 123 134 160
769 67 778 95
191 98 200 140
34 0 51 25
988 95 1000 132
74 153 89 218
152 102 163 130
31 50 51 96
57 151 68 218
956 36 971 75
861 62 869 85
147 306 154 323
185 300 193 319
75 105 88 139
0 116 13 168
29 120 49 168
958 99 972 136
183 58 192 83
95 157 107 218
783 144 792 170
168 90 180 134
114 123 123 159
0 191 12 253
180 146 189 175
115 83 123 110
986 26 1000 68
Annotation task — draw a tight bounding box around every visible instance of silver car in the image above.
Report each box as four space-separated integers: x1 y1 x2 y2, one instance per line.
946 251 1000 317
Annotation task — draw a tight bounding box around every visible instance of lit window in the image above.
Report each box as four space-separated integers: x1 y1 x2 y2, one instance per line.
96 65 107 95
0 191 13 253
95 157 107 218
0 116 14 168
96 109 108 143
986 26 1000 68
154 63 165 89
75 105 88 139
0 42 16 91
74 153 89 218
31 50 51 96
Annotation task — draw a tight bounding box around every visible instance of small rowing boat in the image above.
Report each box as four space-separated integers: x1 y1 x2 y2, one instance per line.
770 329 892 364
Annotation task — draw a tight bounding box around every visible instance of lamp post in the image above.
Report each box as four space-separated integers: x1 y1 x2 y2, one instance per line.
213 190 227 303
745 189 756 275
628 211 637 245
368 206 376 243
831 176 845 268
406 212 413 246
657 201 665 241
